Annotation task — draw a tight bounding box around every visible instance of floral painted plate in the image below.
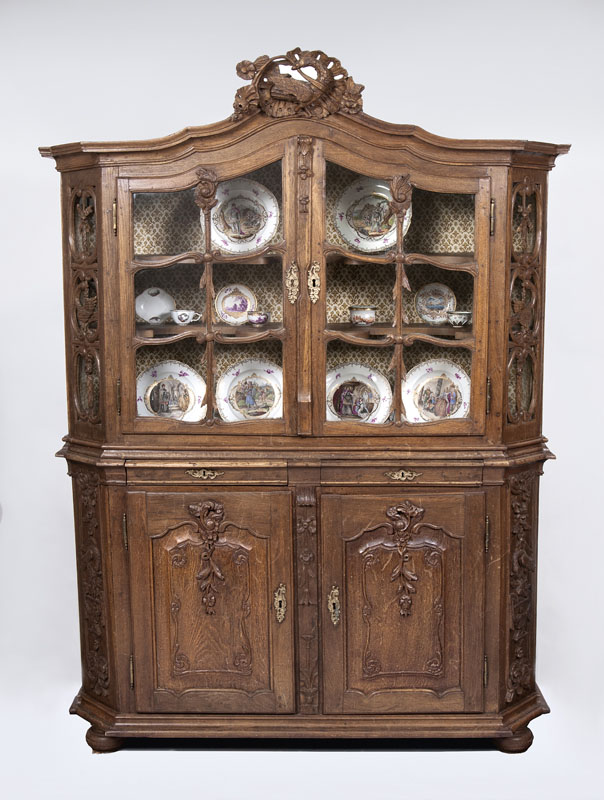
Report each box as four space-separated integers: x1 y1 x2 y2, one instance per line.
414 283 457 325
334 179 412 253
206 178 279 255
214 284 257 325
326 364 392 424
401 359 470 423
136 360 206 421
216 360 283 422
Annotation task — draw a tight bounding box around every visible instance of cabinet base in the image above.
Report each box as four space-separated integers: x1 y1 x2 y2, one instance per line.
71 687 548 753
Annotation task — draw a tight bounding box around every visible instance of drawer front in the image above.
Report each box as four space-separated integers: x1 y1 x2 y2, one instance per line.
321 463 482 486
126 461 288 486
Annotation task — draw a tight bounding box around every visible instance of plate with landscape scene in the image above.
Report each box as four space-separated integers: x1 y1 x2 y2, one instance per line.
334 179 412 253
214 284 257 325
136 360 207 422
206 178 279 255
326 364 392 424
401 359 470 423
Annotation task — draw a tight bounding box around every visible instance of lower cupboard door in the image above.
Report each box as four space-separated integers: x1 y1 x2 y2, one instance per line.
128 489 295 713
321 491 485 714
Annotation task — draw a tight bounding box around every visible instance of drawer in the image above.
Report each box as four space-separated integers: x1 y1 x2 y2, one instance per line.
126 460 288 486
320 462 482 486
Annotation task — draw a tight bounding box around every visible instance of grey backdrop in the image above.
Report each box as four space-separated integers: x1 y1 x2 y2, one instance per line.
1 0 602 797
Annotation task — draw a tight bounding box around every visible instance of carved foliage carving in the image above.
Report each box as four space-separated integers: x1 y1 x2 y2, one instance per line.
507 175 543 424
71 188 96 262
295 487 319 712
506 471 536 704
74 468 109 697
297 135 313 214
232 48 364 121
193 168 219 215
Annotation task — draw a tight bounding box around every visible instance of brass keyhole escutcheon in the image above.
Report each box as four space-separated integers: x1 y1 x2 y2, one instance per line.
328 585 340 626
273 583 287 623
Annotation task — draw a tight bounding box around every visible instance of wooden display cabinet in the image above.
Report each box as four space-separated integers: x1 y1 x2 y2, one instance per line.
40 48 569 753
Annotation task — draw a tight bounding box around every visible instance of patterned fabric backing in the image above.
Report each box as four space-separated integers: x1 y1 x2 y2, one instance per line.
507 355 533 414
213 340 283 377
403 264 474 324
326 340 395 388
133 162 284 255
326 262 394 322
135 340 208 383
213 261 283 323
403 341 473 377
325 162 475 254
134 264 206 322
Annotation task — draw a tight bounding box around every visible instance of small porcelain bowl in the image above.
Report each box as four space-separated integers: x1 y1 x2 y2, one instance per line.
446 310 472 327
349 305 377 326
247 310 270 326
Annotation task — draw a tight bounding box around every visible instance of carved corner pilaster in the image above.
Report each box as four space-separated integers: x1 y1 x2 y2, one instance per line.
295 487 319 713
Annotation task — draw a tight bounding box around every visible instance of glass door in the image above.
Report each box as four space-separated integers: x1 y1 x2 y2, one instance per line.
119 152 297 434
312 154 490 435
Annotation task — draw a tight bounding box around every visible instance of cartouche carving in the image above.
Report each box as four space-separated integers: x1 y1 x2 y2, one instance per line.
232 48 364 120
74 469 109 697
506 471 536 704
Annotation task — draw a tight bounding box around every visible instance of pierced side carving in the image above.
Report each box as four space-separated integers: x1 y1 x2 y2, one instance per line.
73 347 101 424
232 48 364 121
286 261 300 304
295 487 319 713
507 175 543 424
71 271 98 342
71 188 96 262
506 471 537 704
73 469 109 698
193 167 219 214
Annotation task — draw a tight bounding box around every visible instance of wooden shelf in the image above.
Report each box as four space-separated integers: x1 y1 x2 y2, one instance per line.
326 322 473 340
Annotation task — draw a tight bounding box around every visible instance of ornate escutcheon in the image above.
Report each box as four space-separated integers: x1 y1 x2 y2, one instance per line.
327 585 341 625
286 261 300 304
185 469 225 480
273 583 287 623
384 470 423 482
307 262 320 303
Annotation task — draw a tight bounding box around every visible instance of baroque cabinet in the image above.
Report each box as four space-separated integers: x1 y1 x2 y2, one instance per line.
41 49 569 753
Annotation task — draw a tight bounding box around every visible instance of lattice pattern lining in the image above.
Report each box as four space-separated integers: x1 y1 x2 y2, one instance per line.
403 341 473 376
326 341 395 388
133 162 283 255
135 341 208 382
403 264 474 324
326 262 394 323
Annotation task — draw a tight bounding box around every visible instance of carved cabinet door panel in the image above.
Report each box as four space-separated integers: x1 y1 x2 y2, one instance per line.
321 490 485 713
128 489 295 713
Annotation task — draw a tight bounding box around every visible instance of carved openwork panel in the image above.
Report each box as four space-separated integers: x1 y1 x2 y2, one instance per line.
506 470 538 704
71 270 99 342
129 490 295 713
321 492 484 713
74 347 101 424
70 187 97 263
507 175 544 424
232 48 363 120
72 467 110 699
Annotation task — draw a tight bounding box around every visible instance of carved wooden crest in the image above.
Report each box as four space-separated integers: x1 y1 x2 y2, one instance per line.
232 48 364 121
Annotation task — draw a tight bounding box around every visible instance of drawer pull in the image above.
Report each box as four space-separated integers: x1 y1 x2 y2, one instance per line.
328 585 341 626
384 469 423 481
185 469 225 480
273 583 287 623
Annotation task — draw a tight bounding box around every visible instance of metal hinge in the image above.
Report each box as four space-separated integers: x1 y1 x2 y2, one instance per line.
116 378 121 416
486 376 491 415
129 654 135 690
112 199 117 236
483 655 489 687
122 513 128 551
485 515 490 553
489 198 495 236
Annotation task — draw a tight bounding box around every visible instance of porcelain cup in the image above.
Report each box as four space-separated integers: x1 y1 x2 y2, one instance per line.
247 310 270 326
349 305 377 326
171 309 202 326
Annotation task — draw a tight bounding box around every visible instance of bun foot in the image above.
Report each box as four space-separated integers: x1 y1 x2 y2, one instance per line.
85 726 123 753
495 726 534 754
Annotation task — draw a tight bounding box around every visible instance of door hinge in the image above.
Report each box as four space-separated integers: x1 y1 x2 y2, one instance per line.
129 654 135 690
122 512 128 551
485 515 490 553
489 198 495 236
116 377 121 416
483 654 489 687
112 199 117 236
486 376 491 415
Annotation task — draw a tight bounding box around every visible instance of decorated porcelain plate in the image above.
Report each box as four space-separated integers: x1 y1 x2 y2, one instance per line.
326 364 392 424
334 179 412 253
216 360 283 422
137 360 207 422
401 359 470 424
214 284 257 325
206 178 279 255
414 283 457 325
